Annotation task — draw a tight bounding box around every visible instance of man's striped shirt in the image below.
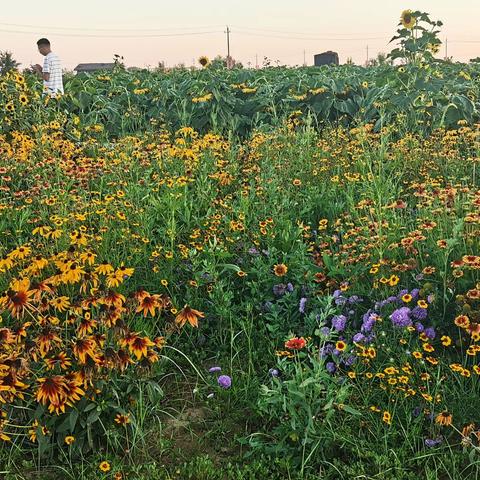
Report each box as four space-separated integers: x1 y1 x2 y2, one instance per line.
43 52 64 96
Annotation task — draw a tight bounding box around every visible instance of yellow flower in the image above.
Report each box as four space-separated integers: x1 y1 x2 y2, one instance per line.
65 435 75 445
382 411 392 425
400 10 416 29
99 461 111 472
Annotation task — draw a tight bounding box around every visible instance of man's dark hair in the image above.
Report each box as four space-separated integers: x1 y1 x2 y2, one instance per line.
37 38 50 47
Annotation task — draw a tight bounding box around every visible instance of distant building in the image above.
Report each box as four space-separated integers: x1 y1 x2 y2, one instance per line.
74 63 115 73
314 51 339 66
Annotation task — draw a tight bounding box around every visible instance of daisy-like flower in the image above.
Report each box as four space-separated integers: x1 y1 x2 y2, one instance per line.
175 305 204 328
136 294 160 317
114 413 131 425
273 264 288 277
435 411 453 426
99 461 111 472
285 337 306 350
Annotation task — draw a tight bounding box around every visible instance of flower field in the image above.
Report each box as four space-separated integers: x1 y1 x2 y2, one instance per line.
1 10 480 480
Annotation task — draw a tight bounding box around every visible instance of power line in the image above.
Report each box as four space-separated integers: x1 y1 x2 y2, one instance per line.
0 28 223 38
0 21 225 32
234 29 387 41
230 25 389 37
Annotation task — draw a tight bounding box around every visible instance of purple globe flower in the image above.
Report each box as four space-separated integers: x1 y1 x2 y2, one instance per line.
411 306 428 321
390 307 412 327
410 289 420 300
353 332 365 343
424 327 436 340
332 315 347 332
415 322 425 333
217 375 232 389
326 362 336 374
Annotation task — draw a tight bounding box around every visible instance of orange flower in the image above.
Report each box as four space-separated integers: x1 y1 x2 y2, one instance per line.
136 294 160 317
273 264 288 277
455 315 470 329
36 376 67 406
114 413 131 425
435 411 452 426
175 305 204 328
128 336 155 360
2 278 35 319
72 337 98 364
285 337 306 350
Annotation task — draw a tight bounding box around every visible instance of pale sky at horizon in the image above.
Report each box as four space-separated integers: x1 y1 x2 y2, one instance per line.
2 0 480 70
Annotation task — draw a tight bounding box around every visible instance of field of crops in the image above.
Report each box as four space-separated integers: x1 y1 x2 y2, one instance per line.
1 10 480 480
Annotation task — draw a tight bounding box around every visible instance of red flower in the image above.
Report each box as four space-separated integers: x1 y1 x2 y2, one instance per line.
285 337 306 350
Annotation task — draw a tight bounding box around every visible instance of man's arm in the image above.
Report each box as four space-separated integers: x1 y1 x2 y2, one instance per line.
33 64 49 81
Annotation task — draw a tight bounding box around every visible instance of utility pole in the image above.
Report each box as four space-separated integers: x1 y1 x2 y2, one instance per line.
225 26 231 68
255 53 258 69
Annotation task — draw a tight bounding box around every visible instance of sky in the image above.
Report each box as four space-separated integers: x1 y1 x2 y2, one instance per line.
2 0 480 70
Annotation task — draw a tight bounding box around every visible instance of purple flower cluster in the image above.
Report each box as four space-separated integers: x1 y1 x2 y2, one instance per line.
207 366 232 389
390 307 412 328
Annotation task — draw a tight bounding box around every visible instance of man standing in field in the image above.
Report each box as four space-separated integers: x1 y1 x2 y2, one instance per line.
33 38 64 96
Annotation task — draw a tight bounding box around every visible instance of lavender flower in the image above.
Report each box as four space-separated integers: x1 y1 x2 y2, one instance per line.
273 284 287 297
332 315 347 332
217 375 232 389
269 368 279 377
390 307 412 328
299 297 307 314
411 306 428 321
248 247 259 256
425 438 442 448
208 366 222 373
286 282 294 292
353 333 365 343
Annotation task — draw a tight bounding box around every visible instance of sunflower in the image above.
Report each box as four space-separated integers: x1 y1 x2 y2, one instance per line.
175 305 204 328
198 56 210 67
400 10 416 29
